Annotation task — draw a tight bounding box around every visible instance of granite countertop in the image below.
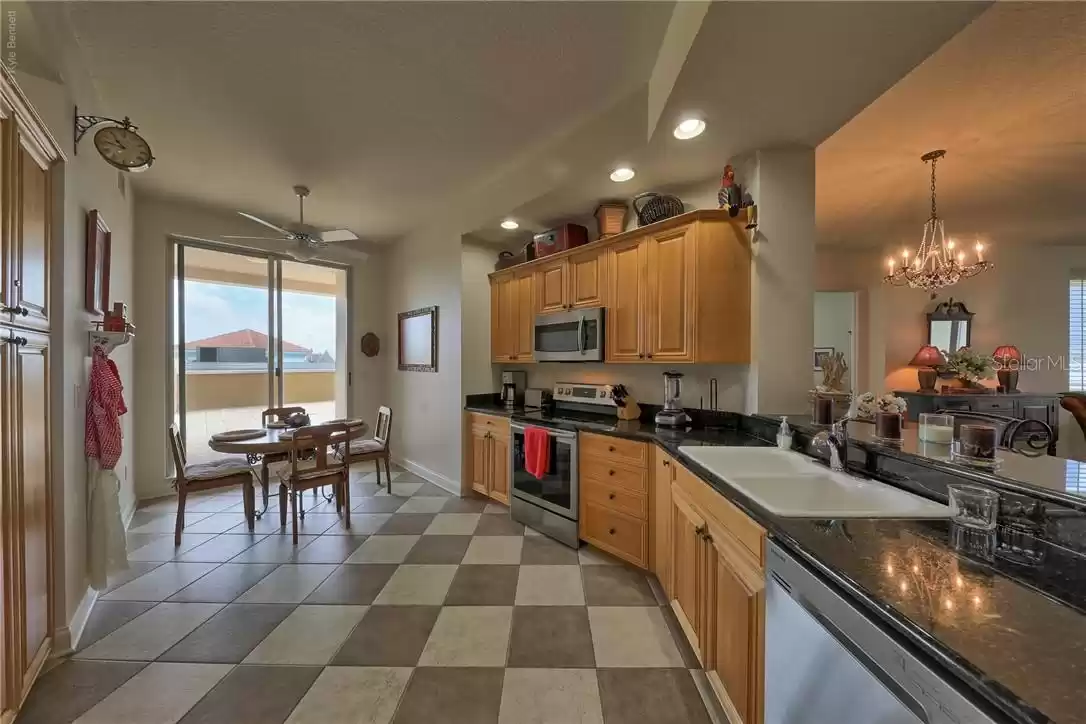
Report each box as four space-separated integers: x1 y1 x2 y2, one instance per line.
467 401 1085 723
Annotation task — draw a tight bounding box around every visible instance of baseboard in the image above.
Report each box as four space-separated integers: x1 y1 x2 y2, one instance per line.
393 456 460 496
54 585 97 656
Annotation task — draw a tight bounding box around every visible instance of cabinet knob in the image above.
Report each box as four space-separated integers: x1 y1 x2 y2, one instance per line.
608 492 616 500
638 354 644 359
608 469 615 476
647 353 653 359
6 336 27 346
608 528 616 535
663 460 670 467
1 305 28 316
608 445 615 452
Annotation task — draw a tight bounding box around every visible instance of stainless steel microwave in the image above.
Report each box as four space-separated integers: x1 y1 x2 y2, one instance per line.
534 308 604 362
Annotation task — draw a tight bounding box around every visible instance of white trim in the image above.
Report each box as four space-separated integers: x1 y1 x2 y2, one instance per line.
392 456 459 496
54 586 98 656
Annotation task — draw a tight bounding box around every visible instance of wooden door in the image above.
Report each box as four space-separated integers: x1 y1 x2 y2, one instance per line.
645 226 694 362
11 135 50 331
490 274 515 362
652 451 675 591
12 331 51 694
534 259 567 314
568 249 606 308
606 239 645 362
705 521 764 724
668 483 705 665
513 272 534 361
489 430 510 504
469 427 490 496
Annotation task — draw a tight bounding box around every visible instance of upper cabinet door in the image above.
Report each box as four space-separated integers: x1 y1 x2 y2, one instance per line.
605 238 645 362
490 274 516 362
514 272 534 361
534 258 567 314
568 249 606 309
645 226 694 362
10 133 51 331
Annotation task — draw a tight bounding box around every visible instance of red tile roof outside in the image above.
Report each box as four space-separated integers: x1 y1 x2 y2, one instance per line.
185 328 309 353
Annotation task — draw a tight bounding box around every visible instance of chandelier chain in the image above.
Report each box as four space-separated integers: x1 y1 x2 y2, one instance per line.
930 155 938 220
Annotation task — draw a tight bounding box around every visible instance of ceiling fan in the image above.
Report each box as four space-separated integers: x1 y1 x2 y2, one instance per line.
224 185 358 260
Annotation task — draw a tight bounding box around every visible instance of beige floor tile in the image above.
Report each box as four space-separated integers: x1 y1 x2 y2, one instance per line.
373 565 457 605
228 534 319 563
588 607 685 668
499 669 604 724
396 497 448 514
129 534 217 562
515 565 585 606
75 603 224 661
418 606 512 667
284 666 412 724
462 536 523 565
374 481 421 497
176 513 250 534
484 503 509 514
524 525 544 536
235 564 338 603
345 535 419 564
578 546 622 565
74 662 231 724
243 604 367 665
337 513 391 534
423 513 481 536
128 512 211 534
102 562 220 601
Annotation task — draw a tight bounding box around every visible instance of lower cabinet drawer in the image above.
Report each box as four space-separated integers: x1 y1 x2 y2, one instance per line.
582 479 648 520
581 502 648 568
581 458 648 493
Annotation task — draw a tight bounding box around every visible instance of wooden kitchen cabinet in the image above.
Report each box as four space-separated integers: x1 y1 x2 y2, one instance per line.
534 258 567 314
645 226 694 362
489 426 510 505
463 413 510 504
9 131 51 331
490 271 533 363
578 432 649 568
605 237 645 362
651 450 676 593
568 249 607 308
669 483 708 664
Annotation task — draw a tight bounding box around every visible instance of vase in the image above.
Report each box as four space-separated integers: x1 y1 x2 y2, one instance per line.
875 412 903 441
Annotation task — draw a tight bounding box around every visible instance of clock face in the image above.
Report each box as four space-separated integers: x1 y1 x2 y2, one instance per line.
93 126 153 172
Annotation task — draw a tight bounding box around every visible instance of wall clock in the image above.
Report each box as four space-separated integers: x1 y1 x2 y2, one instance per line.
74 109 155 172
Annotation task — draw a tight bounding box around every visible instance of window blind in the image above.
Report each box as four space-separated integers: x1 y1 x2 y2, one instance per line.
1070 278 1086 391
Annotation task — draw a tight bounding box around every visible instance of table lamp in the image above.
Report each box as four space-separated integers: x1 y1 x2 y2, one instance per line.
909 345 946 392
993 345 1022 392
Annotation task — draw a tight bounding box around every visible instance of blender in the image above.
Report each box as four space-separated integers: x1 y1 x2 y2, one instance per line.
655 370 690 427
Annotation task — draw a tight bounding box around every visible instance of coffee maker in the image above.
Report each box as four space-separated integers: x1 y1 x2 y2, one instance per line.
501 370 527 407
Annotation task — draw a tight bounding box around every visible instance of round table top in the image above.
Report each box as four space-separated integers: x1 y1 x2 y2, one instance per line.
207 420 368 455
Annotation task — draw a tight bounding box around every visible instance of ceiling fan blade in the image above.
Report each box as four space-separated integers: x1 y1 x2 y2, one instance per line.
317 229 359 243
222 235 289 241
238 211 292 236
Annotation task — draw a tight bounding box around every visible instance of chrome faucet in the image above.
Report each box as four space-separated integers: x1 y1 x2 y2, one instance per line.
813 418 851 472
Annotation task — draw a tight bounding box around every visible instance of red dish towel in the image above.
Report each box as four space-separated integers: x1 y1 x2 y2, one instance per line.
524 426 551 480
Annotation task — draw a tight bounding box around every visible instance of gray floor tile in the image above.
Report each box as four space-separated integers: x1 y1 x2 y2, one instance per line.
343 513 392 534
376 513 436 535
103 562 220 601
304 564 398 604
597 669 712 724
352 496 406 513
403 535 470 564
174 533 268 563
235 564 337 603
521 536 580 565
228 534 319 563
391 667 504 724
445 565 519 606
659 602 703 669
474 514 525 536
176 664 321 724
130 534 217 562
411 482 454 498
179 513 252 534
499 669 604 724
101 561 164 594
441 497 490 513
75 662 232 724
77 601 157 650
508 607 596 668
168 563 279 603
330 605 441 667
75 602 224 661
292 534 368 563
159 604 296 663
396 497 448 514
128 512 211 534
582 565 659 606
285 666 411 724
15 660 147 724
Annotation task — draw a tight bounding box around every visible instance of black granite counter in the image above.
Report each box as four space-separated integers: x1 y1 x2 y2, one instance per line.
466 400 1086 723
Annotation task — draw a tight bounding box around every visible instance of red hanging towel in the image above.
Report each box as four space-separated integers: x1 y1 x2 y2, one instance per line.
524 426 551 480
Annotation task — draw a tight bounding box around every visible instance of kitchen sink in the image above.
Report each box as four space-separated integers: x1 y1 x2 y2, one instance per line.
678 447 949 519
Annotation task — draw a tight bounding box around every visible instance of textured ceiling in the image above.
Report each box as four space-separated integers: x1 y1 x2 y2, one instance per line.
817 3 1086 248
62 1 673 242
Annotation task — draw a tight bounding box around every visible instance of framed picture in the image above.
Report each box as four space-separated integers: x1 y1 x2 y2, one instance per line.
398 306 438 372
814 347 835 371
85 209 111 315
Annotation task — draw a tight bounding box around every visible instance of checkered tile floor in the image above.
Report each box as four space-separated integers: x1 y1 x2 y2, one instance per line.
18 465 718 724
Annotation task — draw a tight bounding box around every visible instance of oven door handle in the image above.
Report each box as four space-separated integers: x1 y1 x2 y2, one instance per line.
511 422 576 442
577 314 585 355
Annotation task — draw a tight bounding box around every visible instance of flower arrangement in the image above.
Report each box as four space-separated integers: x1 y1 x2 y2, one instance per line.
855 392 907 420
944 348 995 384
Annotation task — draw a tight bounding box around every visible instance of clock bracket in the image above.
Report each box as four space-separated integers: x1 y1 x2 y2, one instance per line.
73 106 143 155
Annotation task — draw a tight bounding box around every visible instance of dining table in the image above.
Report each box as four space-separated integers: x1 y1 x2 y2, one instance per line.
207 419 369 518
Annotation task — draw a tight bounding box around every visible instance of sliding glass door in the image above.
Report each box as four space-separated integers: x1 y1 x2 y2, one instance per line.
173 242 350 464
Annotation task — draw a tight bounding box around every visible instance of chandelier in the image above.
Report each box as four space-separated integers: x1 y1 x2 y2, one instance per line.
884 149 992 293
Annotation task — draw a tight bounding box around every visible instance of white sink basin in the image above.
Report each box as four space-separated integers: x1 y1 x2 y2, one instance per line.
678 447 949 519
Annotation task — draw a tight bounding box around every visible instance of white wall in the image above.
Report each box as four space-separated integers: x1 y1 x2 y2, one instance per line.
133 194 385 499
461 243 498 397
814 291 856 390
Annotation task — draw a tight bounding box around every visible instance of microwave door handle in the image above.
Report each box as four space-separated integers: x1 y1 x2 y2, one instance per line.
577 314 585 354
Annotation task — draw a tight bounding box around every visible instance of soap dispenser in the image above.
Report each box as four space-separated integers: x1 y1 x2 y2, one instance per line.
777 417 793 450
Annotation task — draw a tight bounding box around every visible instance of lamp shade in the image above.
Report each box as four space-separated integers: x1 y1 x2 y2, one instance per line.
908 345 946 368
993 345 1022 363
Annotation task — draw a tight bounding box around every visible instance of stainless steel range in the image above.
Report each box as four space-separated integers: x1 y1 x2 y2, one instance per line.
509 382 616 548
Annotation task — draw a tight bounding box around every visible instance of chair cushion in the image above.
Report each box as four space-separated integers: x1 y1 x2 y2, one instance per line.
336 438 386 459
265 458 319 484
184 456 254 481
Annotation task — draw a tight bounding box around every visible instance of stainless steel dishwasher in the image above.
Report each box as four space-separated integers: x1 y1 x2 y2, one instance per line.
765 542 995 724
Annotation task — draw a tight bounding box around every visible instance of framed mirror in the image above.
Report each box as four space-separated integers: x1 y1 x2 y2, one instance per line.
927 298 973 353
398 306 438 372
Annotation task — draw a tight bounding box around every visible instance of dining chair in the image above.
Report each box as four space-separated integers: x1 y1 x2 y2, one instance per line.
262 406 307 426
256 406 308 512
168 424 256 545
271 422 350 543
337 406 394 492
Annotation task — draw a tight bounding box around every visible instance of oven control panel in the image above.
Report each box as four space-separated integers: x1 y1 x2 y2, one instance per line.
553 383 616 406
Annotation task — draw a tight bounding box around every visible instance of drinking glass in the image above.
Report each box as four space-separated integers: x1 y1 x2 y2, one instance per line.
947 484 999 531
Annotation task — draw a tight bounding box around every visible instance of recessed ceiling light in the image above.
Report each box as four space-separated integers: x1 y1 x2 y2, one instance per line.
610 167 635 183
500 219 519 230
673 118 706 140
